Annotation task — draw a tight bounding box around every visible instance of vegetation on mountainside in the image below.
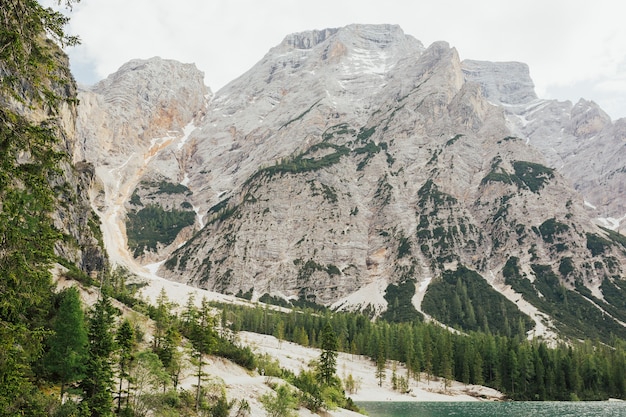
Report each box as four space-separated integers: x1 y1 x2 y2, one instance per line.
244 142 350 187
215 300 626 401
481 159 555 193
126 204 196 257
422 266 534 336
512 161 555 193
380 280 422 323
503 257 626 340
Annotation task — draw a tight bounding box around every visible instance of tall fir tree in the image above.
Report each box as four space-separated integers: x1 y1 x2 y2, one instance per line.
44 287 88 401
318 322 338 386
188 297 216 411
375 339 386 387
115 318 134 414
80 294 116 417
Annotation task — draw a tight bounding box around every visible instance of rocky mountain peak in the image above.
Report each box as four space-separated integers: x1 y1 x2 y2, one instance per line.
281 27 340 50
462 59 537 106
280 24 413 51
76 57 209 164
567 98 612 137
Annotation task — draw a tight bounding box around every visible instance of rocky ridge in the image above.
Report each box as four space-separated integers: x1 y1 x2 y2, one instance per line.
462 59 626 224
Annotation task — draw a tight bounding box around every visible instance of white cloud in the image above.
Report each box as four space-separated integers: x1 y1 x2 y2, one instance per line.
44 0 626 119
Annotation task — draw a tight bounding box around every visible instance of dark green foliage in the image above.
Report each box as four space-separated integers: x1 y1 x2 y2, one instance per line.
115 319 134 413
600 279 626 315
0 0 79 107
126 205 195 257
354 140 381 171
308 180 338 203
215 300 626 402
533 264 626 340
280 99 321 129
210 392 233 417
80 295 117 416
318 322 338 386
0 3 99 413
129 191 142 206
290 297 329 312
207 197 231 215
245 143 350 186
100 267 149 310
504 258 626 340
380 281 422 323
481 160 555 193
417 179 458 208
0 107 60 325
599 226 626 250
397 235 411 258
481 170 514 185
374 174 393 205
512 161 554 193
214 338 256 371
445 134 463 146
44 287 88 400
259 293 292 308
559 257 575 277
297 259 341 282
586 233 612 256
235 288 254 300
356 126 376 142
322 123 356 141
423 266 533 335
153 181 191 195
205 197 238 225
539 218 569 243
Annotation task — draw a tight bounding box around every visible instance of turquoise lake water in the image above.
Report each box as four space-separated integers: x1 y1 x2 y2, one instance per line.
356 401 626 416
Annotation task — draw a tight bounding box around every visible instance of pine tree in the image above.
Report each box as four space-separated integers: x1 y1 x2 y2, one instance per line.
274 319 285 348
80 294 116 417
318 322 338 386
188 297 216 411
375 340 386 387
45 287 88 401
152 288 173 352
115 319 134 414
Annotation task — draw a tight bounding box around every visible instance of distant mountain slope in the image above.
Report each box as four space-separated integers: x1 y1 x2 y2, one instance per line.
77 24 626 342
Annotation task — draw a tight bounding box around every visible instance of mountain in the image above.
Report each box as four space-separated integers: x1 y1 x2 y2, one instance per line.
77 24 626 342
463 59 626 223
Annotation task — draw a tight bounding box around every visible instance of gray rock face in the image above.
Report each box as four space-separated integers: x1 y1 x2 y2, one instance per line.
462 60 626 222
1 48 107 277
78 25 626 338
462 60 537 105
76 57 209 266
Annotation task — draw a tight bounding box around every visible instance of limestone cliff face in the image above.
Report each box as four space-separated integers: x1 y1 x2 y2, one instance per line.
0 46 106 277
78 25 626 337
76 57 210 266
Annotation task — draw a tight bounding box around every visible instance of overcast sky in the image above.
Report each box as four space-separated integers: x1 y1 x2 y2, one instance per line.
45 0 626 120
